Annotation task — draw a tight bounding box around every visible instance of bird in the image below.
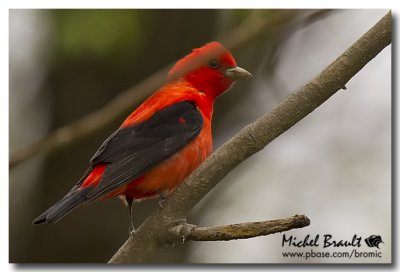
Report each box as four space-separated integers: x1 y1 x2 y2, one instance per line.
32 41 252 234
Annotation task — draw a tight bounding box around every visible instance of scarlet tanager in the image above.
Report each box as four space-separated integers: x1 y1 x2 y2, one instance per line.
32 41 252 233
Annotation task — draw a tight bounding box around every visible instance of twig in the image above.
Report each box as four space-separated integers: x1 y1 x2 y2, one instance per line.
10 10 323 169
108 11 391 263
170 215 310 242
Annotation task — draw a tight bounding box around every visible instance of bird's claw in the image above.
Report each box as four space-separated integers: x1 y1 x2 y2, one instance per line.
157 191 169 208
158 198 167 208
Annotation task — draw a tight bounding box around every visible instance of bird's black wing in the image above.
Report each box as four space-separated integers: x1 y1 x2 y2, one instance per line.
85 101 203 201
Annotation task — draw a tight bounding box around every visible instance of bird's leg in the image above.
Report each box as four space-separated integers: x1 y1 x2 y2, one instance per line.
126 197 135 237
158 191 170 208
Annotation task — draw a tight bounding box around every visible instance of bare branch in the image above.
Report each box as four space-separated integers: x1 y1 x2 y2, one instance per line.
169 215 310 242
108 11 391 263
10 10 326 169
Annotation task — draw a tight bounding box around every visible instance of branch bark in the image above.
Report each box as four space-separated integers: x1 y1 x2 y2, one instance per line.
169 215 310 242
108 11 391 263
9 10 327 169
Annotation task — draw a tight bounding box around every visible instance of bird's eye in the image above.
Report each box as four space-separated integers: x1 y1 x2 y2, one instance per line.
208 59 219 69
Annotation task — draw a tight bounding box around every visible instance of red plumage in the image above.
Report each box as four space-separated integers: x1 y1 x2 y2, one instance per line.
33 41 252 230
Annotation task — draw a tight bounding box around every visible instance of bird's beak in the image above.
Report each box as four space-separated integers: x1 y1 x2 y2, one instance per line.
225 66 253 81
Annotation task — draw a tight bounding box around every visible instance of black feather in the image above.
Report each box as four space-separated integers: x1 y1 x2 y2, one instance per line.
86 101 203 200
32 188 91 225
32 101 203 224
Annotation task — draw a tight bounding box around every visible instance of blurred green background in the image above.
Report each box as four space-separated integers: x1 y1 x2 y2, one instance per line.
9 9 391 263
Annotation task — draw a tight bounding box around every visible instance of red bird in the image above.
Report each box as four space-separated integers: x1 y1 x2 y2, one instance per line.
32 41 252 233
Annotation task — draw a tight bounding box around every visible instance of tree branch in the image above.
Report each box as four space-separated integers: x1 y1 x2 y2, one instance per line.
10 10 326 169
108 11 391 263
169 214 310 242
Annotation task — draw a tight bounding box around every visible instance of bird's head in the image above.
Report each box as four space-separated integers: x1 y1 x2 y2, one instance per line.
167 41 252 99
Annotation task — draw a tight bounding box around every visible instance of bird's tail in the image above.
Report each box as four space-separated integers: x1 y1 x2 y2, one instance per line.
32 188 91 225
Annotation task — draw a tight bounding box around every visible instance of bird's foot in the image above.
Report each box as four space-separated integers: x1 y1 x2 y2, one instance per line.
128 218 135 238
158 198 167 208
129 227 136 238
157 191 170 208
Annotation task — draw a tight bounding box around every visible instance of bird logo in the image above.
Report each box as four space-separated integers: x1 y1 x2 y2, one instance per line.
364 235 383 249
